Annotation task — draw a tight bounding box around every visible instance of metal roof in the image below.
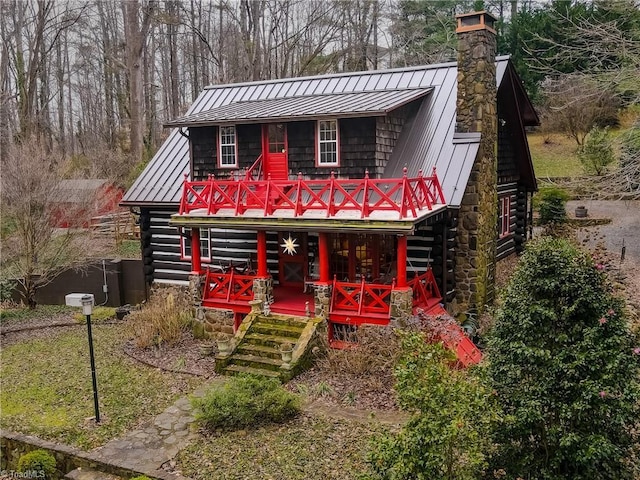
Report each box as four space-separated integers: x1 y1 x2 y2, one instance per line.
165 88 433 127
122 56 513 208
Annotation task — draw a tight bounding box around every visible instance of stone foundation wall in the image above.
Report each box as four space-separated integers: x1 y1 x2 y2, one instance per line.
193 307 235 339
313 283 332 319
188 273 205 305
252 277 273 305
390 288 413 323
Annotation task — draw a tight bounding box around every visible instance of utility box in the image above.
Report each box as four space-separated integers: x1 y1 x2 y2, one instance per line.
65 293 94 308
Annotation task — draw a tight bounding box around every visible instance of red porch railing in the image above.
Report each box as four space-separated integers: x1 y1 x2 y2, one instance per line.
329 276 395 325
409 268 442 313
178 168 445 220
202 267 255 309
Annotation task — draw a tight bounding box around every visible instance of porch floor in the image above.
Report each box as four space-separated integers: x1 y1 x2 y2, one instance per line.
271 286 314 317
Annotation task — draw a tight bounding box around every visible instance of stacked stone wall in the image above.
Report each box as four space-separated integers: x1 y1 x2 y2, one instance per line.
454 25 498 313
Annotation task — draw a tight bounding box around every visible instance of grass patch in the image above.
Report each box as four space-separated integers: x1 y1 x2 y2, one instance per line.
0 324 202 449
73 306 116 323
528 132 583 178
177 413 381 480
0 304 75 325
115 239 141 259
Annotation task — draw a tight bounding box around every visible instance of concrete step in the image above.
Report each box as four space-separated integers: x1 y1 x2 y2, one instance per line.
244 332 300 348
224 364 280 378
253 314 309 327
236 343 282 360
229 353 283 371
251 321 304 337
65 467 123 480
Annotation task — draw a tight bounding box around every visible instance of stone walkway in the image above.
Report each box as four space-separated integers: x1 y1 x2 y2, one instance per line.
92 380 222 479
89 378 407 479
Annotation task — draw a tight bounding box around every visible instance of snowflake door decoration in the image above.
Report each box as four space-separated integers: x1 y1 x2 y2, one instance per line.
280 235 299 255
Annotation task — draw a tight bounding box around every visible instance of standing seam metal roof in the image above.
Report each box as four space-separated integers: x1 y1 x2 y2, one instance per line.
122 56 512 207
164 88 433 127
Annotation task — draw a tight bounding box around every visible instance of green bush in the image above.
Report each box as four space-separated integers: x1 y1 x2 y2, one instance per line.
537 186 569 225
130 476 152 480
578 126 615 175
487 237 640 479
17 449 57 478
0 278 16 302
365 334 498 480
192 374 301 430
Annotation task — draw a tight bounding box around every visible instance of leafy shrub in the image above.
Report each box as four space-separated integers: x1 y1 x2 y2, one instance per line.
17 449 57 478
128 292 191 348
536 186 569 225
130 476 152 480
578 126 615 175
365 333 497 480
487 237 640 479
0 278 16 302
192 374 301 430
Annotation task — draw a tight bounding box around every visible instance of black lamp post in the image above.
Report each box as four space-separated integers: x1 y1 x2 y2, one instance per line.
65 293 101 423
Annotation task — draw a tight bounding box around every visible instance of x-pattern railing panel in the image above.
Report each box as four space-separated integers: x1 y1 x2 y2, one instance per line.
202 268 254 303
330 277 394 318
179 168 445 219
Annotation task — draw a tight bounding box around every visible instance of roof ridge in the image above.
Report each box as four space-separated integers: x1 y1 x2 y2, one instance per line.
203 55 511 92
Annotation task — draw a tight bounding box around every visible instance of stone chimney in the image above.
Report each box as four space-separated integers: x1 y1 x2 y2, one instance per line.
454 11 498 314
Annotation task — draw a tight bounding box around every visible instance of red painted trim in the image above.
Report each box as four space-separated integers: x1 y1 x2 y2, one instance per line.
257 230 268 277
499 195 511 238
191 228 201 274
319 232 330 282
397 235 407 287
179 172 446 220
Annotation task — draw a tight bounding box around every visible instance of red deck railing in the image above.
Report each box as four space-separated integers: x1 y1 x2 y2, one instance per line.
329 276 395 325
409 269 442 313
179 168 445 220
202 268 255 306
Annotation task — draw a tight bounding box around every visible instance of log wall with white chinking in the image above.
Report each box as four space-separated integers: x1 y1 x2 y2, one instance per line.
141 208 283 286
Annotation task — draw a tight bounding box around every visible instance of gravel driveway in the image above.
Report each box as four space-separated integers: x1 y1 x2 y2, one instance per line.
568 200 640 262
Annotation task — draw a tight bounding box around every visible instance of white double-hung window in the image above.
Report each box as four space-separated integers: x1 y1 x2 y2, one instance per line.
317 119 339 166
219 125 237 167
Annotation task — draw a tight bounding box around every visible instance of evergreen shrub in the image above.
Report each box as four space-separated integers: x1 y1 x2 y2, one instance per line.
487 237 640 479
192 374 301 430
537 186 569 225
17 449 57 478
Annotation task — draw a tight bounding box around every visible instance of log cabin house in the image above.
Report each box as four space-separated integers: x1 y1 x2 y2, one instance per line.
122 12 538 361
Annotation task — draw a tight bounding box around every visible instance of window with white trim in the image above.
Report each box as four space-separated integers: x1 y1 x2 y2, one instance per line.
181 228 212 261
499 196 511 237
317 119 339 166
219 126 237 167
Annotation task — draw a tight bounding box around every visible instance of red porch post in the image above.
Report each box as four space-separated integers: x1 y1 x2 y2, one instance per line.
257 230 268 277
397 235 407 287
191 228 201 274
319 232 330 283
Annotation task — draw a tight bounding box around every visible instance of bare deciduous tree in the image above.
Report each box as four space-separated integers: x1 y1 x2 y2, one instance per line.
1 138 93 307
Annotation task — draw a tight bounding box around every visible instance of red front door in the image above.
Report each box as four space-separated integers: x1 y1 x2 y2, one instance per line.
262 123 288 180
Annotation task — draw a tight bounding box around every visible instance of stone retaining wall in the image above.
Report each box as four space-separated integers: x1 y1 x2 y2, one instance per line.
0 430 185 480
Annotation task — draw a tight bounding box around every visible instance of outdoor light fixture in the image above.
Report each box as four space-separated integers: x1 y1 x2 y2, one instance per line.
65 293 100 424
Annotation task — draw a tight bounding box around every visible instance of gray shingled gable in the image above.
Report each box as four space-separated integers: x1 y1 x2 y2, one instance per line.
122 56 512 208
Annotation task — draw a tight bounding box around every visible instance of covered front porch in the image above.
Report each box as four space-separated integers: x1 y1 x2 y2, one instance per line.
171 169 448 340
